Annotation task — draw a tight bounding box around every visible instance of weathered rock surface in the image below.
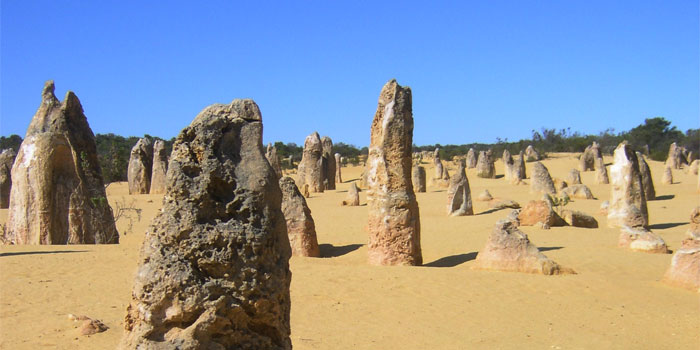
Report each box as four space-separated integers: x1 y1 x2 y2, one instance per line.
595 156 609 184
127 138 153 194
666 142 682 169
119 99 292 349
465 148 477 168
4 81 118 245
661 166 673 185
297 132 324 193
446 161 473 216
266 143 283 179
335 153 342 183
488 199 521 210
560 210 598 228
477 189 493 202
568 169 582 185
688 159 699 175
476 151 495 178
607 143 648 229
149 140 168 194
618 226 668 254
412 165 426 192
279 176 320 257
473 220 573 275
518 200 567 228
560 184 595 200
342 182 360 206
366 79 422 266
0 149 16 208
503 149 514 182
636 152 655 200
662 238 700 292
687 207 700 240
530 162 556 195
579 143 601 172
321 136 336 190
525 145 540 162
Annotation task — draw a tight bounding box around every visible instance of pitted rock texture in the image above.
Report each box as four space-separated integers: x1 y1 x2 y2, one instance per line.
366 79 422 266
530 162 556 195
607 143 648 229
0 149 16 208
149 140 168 194
518 200 567 228
636 152 655 200
118 99 292 350
279 176 320 257
4 81 118 245
127 137 153 194
446 161 473 216
473 220 573 275
476 151 495 178
297 132 324 193
412 165 426 192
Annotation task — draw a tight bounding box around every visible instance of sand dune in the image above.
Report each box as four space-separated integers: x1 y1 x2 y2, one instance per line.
1 153 698 349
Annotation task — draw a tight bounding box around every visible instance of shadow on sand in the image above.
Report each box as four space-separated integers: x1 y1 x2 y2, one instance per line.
648 222 688 230
320 243 363 258
538 246 564 252
423 252 478 268
652 194 675 201
0 250 88 258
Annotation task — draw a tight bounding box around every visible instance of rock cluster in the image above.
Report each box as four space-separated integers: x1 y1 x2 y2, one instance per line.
4 81 118 245
119 99 292 349
127 137 153 194
446 161 473 216
473 220 573 275
297 132 324 193
279 177 320 257
149 140 168 194
0 149 16 208
366 79 422 266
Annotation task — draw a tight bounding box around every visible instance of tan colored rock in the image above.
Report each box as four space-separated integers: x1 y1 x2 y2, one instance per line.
525 145 540 162
297 132 324 193
342 182 361 206
595 156 609 184
509 151 526 184
636 152 655 200
661 166 673 185
662 238 700 292
568 169 582 185
665 142 682 169
0 149 16 208
302 184 310 198
488 199 520 210
335 153 342 183
607 142 648 228
473 220 574 275
530 162 556 195
476 151 495 178
79 318 109 336
4 81 118 245
579 145 595 172
265 143 283 179
688 159 699 175
119 99 292 350
280 176 320 257
465 148 477 168
127 137 153 194
599 200 609 215
687 207 700 240
412 165 426 192
321 136 336 190
560 184 595 200
560 210 598 228
553 178 568 192
518 200 567 228
366 79 422 266
446 161 473 216
149 140 168 194
477 189 493 202
503 149 513 182
618 226 668 254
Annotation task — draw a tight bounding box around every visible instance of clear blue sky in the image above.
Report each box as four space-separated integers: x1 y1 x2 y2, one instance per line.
1 1 698 147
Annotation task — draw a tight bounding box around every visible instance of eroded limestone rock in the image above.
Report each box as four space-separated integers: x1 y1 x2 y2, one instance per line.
0 149 16 208
342 182 360 206
530 162 556 195
266 143 283 179
280 176 320 257
607 143 648 229
476 151 495 178
321 136 336 190
412 165 426 193
525 145 540 162
119 99 292 349
127 137 153 194
366 79 422 266
149 140 168 194
568 169 582 185
446 161 473 216
636 152 655 200
661 166 673 185
297 132 324 193
466 148 477 168
560 210 598 228
662 238 700 292
560 184 595 200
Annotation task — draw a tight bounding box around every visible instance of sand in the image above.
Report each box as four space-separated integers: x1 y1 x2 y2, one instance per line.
1 153 698 349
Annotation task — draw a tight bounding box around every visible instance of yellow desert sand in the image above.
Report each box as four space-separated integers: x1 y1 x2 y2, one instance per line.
1 154 698 349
